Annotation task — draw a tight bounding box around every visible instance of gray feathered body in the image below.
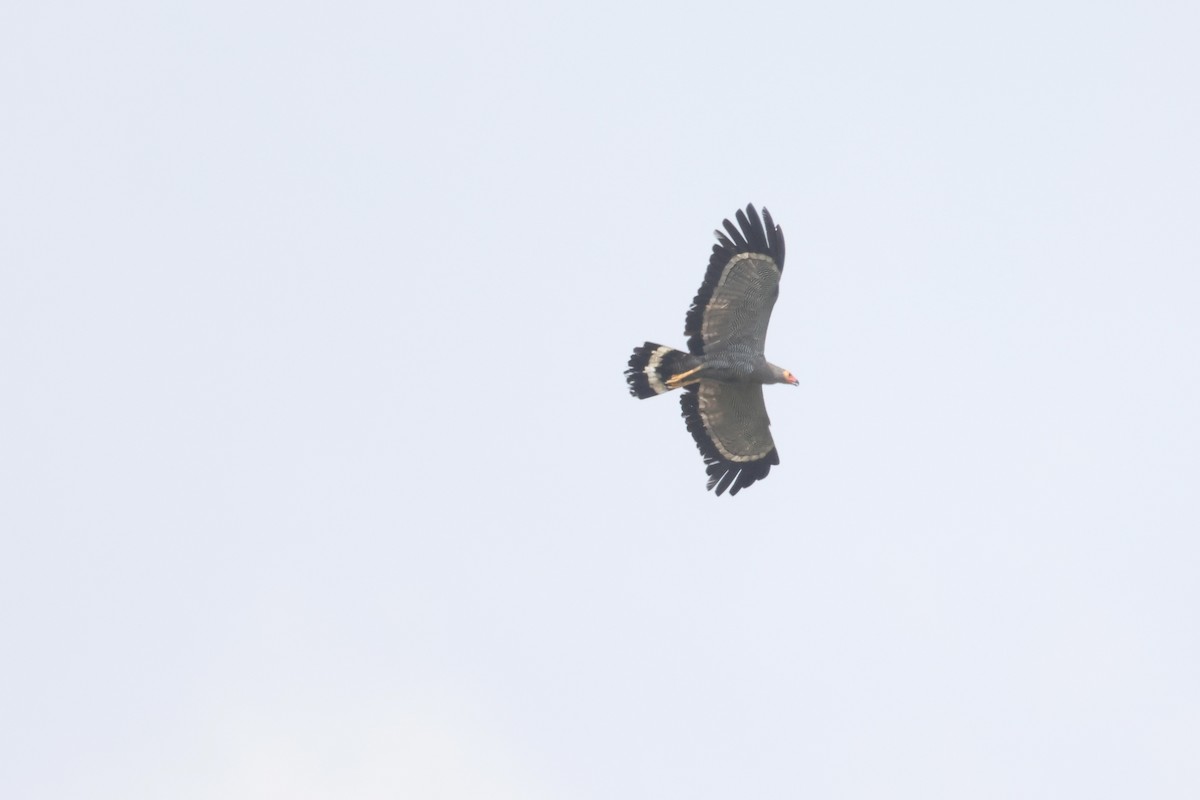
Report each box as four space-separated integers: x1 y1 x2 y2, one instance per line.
693 343 791 385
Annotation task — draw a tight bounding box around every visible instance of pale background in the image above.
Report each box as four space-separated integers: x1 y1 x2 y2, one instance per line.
3 2 1199 798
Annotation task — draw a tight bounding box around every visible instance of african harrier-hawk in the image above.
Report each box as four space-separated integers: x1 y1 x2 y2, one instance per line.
626 204 795 496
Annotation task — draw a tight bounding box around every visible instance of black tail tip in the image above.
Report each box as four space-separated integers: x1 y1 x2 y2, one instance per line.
625 342 660 398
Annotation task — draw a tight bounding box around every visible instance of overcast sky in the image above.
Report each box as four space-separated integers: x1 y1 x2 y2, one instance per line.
3 1 1199 798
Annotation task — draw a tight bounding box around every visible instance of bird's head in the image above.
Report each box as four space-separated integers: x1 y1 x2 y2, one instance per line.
780 368 799 386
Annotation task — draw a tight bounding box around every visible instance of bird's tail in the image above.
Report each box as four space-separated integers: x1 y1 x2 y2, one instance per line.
626 342 701 399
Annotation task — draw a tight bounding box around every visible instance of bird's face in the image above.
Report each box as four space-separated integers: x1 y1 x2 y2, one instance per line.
782 369 799 386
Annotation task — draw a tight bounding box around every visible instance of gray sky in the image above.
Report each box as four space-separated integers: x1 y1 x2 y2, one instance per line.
3 1 1199 798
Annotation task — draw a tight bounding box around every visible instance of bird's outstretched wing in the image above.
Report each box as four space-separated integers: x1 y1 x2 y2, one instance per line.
684 204 786 356
681 382 779 496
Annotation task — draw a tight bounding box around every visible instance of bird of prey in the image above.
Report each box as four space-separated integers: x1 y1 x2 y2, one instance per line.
626 204 796 496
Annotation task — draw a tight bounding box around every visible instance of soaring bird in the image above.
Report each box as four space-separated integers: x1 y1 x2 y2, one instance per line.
626 204 796 496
